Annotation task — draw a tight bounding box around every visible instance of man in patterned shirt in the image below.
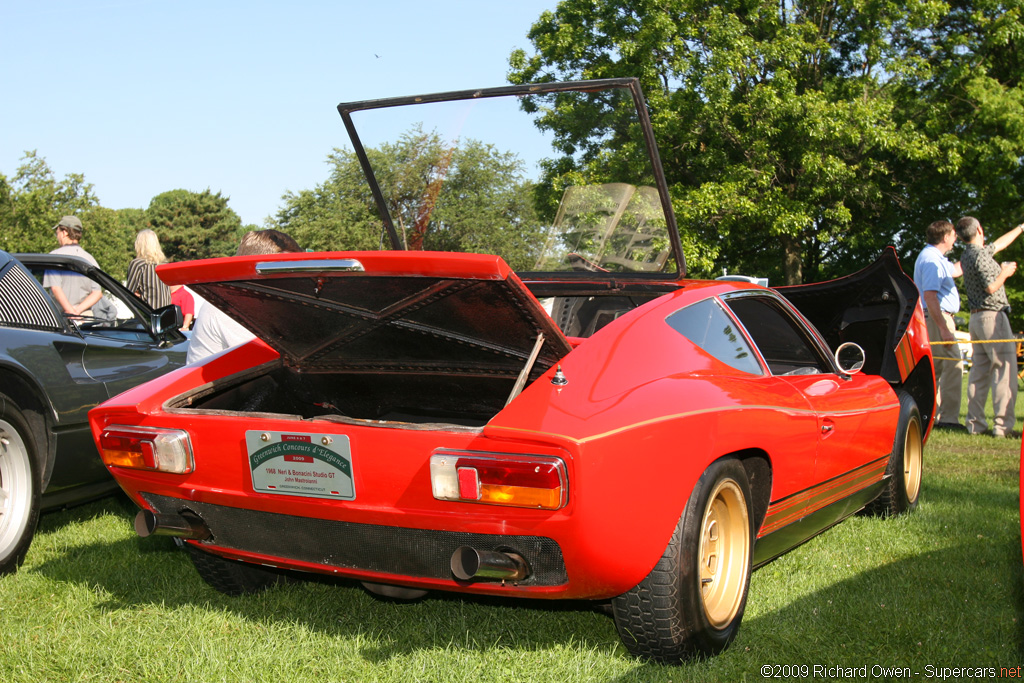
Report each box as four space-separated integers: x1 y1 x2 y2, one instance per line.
955 216 1024 437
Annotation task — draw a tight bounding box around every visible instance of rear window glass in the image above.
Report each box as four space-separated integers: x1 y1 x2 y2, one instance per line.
666 299 762 375
0 263 61 330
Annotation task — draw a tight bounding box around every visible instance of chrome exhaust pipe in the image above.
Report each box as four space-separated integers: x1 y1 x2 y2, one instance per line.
450 546 529 582
134 509 211 541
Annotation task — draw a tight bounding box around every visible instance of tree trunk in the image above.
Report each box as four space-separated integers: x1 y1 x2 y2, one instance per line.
781 234 803 285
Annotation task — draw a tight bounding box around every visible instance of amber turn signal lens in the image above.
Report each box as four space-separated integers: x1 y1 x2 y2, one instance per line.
98 426 194 474
430 451 567 509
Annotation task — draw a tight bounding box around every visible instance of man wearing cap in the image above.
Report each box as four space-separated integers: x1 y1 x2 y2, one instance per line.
43 215 103 316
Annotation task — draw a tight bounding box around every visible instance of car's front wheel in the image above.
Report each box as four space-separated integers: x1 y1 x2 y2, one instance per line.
612 458 753 663
0 394 41 575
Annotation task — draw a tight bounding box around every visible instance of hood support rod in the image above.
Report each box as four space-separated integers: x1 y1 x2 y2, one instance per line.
505 332 545 406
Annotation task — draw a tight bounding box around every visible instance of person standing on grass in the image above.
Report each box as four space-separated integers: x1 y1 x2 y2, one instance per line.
955 216 1024 438
914 219 964 430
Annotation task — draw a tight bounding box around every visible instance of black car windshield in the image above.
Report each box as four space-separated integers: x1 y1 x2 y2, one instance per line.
338 79 682 278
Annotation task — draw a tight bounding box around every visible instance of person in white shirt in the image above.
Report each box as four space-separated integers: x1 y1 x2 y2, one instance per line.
186 230 302 364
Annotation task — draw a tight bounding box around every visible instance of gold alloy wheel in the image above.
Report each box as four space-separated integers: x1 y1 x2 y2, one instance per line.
698 477 751 629
903 418 923 503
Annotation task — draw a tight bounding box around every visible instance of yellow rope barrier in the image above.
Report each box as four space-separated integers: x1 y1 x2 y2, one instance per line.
928 339 1024 364
930 339 1021 344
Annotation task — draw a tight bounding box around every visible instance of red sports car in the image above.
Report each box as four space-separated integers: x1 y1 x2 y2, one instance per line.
89 79 933 663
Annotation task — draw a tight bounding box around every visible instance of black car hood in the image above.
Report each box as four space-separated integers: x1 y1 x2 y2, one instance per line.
161 252 573 378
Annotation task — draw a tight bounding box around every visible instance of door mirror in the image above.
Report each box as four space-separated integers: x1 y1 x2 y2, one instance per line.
835 341 865 375
152 304 183 336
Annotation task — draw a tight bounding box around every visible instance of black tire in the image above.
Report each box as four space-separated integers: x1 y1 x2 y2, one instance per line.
0 394 41 575
612 458 754 663
184 543 290 596
864 391 923 517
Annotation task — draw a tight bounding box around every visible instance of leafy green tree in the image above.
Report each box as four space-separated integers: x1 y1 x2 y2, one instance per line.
0 151 102 257
146 189 244 262
509 0 1024 287
902 0 1024 225
411 133 543 268
274 128 448 253
892 0 1024 330
84 207 148 282
273 128 543 269
272 152 383 253
0 155 252 274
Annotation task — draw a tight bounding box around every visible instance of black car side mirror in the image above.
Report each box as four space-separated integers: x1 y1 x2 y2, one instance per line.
152 304 183 337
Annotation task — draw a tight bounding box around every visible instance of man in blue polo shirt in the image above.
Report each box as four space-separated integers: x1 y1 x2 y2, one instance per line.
913 219 964 429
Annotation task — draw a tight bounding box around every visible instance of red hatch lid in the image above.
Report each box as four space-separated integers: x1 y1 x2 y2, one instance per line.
158 251 573 378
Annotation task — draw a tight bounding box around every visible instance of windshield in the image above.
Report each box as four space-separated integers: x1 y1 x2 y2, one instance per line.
338 79 682 278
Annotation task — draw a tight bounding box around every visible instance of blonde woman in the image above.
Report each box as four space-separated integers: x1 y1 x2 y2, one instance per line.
125 229 171 309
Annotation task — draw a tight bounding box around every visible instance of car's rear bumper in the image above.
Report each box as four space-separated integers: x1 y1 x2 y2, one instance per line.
142 491 570 590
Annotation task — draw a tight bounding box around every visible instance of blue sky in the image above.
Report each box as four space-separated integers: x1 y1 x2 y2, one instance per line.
0 0 558 226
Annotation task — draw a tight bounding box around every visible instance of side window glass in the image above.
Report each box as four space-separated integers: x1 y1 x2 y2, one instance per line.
30 266 152 341
666 298 762 375
725 296 831 376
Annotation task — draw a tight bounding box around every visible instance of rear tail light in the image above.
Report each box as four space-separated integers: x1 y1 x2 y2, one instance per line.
430 451 567 510
98 426 194 474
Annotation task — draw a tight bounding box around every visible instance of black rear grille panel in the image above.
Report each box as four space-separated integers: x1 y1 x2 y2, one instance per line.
143 493 568 586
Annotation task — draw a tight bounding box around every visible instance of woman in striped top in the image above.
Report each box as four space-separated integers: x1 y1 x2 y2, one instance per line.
125 229 171 309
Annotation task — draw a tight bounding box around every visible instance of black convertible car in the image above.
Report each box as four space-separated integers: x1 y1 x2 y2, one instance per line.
0 250 188 573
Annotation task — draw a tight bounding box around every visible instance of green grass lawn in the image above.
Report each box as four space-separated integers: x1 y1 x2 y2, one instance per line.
1 395 1021 682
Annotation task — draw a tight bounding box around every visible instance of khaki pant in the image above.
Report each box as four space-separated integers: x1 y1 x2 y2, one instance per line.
966 310 1018 436
926 311 963 424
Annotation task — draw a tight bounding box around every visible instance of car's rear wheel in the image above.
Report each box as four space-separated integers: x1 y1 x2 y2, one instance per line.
184 543 291 596
612 458 753 663
865 391 922 517
0 395 41 575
